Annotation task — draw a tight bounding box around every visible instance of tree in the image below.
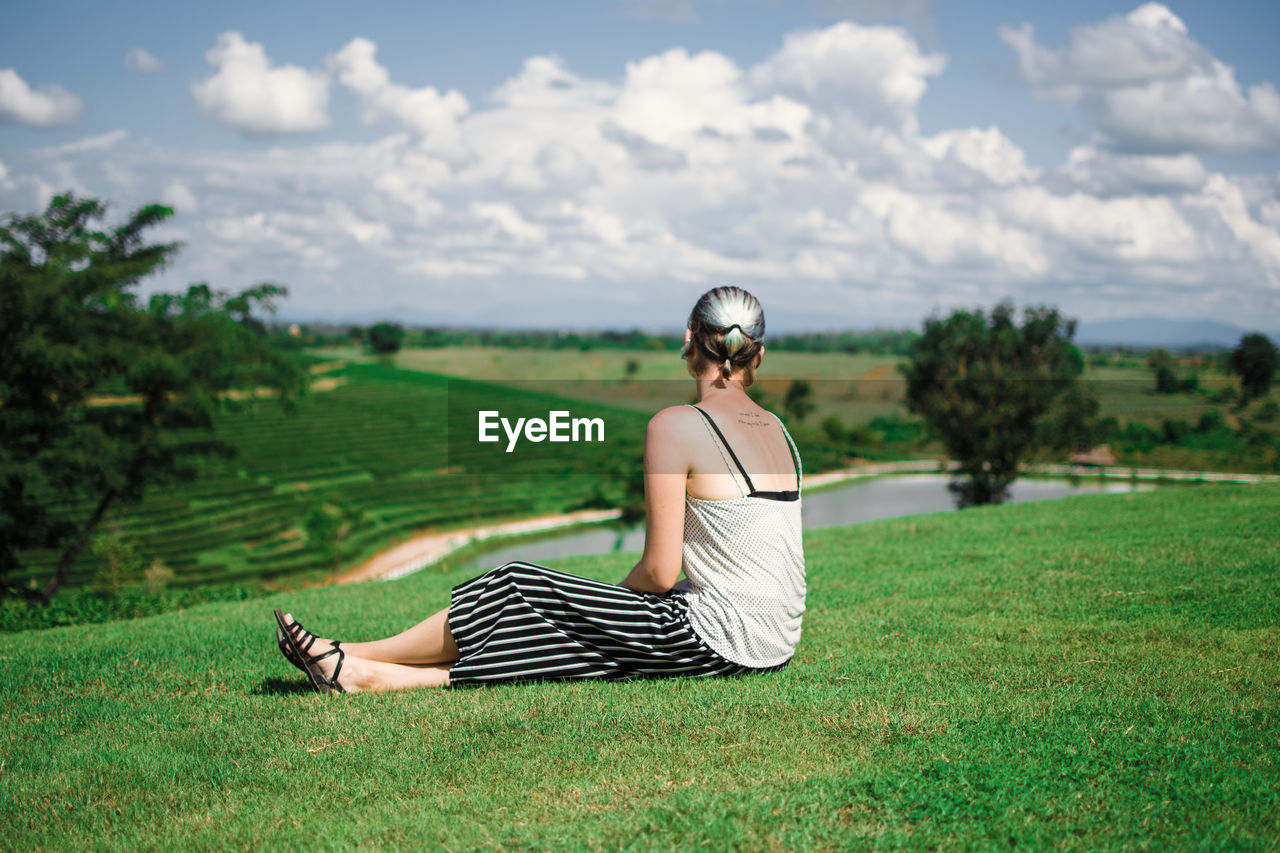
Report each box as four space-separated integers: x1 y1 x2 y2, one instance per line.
1154 365 1180 394
0 193 306 602
1228 333 1279 403
304 500 362 575
1145 348 1174 372
901 302 1097 507
1144 348 1180 393
783 379 815 422
368 322 404 353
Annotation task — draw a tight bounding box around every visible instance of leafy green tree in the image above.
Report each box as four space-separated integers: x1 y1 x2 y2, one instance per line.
1145 348 1174 372
1145 348 1181 393
783 379 815 422
902 302 1097 507
745 384 777 412
1228 333 1279 403
0 193 306 602
368 322 405 353
1154 365 1180 394
819 415 846 444
304 500 362 575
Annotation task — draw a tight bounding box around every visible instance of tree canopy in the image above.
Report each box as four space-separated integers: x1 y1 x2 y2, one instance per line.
901 302 1098 506
0 194 306 601
1228 333 1279 403
368 322 405 354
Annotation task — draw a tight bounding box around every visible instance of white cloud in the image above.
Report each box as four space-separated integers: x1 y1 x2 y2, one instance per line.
922 127 1038 186
470 201 547 245
42 129 127 155
860 183 1047 275
124 48 164 74
1000 186 1203 268
616 48 750 143
3 19 1278 329
751 21 945 132
328 38 468 141
1185 175 1280 271
162 180 197 213
1000 3 1280 155
1057 146 1206 196
0 68 82 127
191 32 329 134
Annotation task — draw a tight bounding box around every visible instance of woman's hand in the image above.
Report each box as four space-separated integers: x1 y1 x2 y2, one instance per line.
619 407 692 594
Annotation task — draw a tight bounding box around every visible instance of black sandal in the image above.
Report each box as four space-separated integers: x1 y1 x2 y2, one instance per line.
276 626 306 673
274 609 347 694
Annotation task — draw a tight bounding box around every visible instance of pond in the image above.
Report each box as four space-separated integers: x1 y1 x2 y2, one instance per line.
460 473 1155 571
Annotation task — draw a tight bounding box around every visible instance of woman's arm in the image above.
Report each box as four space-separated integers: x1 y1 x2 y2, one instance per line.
620 408 690 594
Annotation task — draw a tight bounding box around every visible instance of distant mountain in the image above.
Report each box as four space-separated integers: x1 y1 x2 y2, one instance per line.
1075 317 1277 350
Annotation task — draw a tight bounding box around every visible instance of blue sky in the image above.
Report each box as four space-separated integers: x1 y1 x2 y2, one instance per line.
3 0 1279 331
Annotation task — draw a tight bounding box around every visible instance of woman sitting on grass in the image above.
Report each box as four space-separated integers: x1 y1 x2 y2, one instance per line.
274 286 805 692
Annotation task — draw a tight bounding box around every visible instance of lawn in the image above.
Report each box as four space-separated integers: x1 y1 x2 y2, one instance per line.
2 483 1276 849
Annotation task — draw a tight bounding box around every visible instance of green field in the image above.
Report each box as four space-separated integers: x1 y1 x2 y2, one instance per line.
2 484 1276 849
318 344 910 425
373 345 1278 470
337 344 1273 437
12 346 1276 610
11 361 651 596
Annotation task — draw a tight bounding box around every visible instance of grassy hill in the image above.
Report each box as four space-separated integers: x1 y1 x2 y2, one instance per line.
2 483 1276 849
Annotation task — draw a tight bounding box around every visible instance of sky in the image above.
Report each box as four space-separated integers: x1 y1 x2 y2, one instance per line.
2 0 1279 333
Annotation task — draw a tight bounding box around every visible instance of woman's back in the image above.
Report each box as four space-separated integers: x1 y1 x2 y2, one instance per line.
683 398 801 501
672 399 805 668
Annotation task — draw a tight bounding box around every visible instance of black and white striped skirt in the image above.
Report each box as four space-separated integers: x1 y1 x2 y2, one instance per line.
445 561 783 687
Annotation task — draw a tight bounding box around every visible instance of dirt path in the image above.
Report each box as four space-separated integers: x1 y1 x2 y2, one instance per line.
860 364 898 381
336 508 623 584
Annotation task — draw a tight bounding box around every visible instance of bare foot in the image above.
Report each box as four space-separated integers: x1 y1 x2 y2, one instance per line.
279 612 359 693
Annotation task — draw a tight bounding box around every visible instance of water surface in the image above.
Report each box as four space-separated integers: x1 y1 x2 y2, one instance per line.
462 473 1154 571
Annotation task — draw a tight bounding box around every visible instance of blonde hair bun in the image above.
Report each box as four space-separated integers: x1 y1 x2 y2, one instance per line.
683 286 766 383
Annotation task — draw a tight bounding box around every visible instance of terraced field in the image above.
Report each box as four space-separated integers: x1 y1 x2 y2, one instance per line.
13 363 649 591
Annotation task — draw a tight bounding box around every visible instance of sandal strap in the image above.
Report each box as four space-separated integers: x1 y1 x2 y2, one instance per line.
285 619 319 655
309 645 342 663
328 642 346 693
275 609 345 694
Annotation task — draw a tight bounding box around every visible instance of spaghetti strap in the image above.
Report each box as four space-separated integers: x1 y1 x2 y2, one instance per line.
688 405 756 493
771 412 803 491
689 405 800 501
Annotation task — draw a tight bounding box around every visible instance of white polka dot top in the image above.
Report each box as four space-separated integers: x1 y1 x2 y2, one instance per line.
673 405 806 668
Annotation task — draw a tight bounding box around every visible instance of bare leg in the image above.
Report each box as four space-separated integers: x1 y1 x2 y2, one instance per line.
337 606 459 665
336 657 452 692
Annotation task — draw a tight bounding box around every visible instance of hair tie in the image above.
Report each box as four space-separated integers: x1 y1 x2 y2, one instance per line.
725 323 743 334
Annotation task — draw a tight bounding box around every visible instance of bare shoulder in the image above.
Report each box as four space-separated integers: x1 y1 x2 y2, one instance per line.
647 404 703 439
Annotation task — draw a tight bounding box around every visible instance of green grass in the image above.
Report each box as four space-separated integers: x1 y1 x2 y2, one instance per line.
2 484 1276 849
